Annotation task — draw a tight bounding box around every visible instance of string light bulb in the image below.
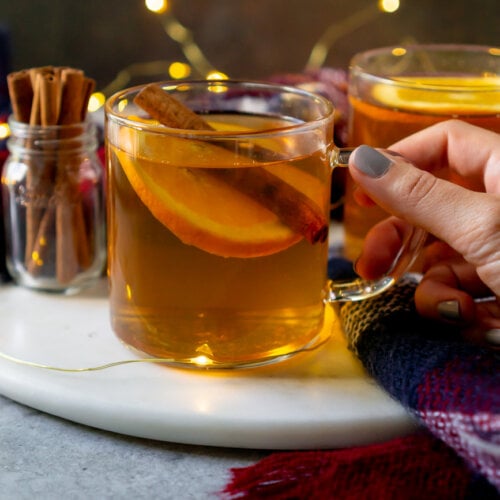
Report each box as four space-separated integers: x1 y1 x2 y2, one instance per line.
192 355 212 367
145 0 169 14
391 47 407 56
378 0 400 13
169 61 191 79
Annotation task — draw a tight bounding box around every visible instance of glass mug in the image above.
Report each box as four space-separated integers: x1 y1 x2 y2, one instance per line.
344 43 500 261
105 80 425 369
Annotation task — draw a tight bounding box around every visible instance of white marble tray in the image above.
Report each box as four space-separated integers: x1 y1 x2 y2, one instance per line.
0 279 416 450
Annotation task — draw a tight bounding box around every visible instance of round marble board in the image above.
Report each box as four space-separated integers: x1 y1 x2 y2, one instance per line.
0 279 416 450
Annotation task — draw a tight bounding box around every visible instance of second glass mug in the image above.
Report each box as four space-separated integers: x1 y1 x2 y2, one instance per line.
344 43 500 261
105 80 425 369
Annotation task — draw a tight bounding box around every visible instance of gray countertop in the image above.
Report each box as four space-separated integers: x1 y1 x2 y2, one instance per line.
0 395 267 499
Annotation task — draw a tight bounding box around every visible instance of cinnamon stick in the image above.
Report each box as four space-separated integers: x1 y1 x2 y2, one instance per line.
55 190 79 283
7 71 33 123
134 84 212 131
27 202 56 274
210 168 328 244
54 68 94 282
80 78 95 122
133 84 328 244
29 66 54 87
7 71 50 268
58 68 85 125
39 72 60 126
29 68 53 125
25 73 44 265
26 71 60 274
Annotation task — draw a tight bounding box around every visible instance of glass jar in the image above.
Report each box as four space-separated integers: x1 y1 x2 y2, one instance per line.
1 118 106 292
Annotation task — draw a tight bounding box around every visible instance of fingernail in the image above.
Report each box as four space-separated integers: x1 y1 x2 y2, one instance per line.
485 329 500 345
437 300 462 321
353 145 394 178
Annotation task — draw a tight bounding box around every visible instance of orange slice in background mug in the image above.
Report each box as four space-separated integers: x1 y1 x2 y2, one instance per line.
372 76 500 114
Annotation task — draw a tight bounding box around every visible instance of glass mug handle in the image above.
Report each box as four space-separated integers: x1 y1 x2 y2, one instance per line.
327 147 427 301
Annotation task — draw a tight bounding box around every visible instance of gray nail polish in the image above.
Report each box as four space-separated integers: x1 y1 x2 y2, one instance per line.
437 300 461 321
485 329 500 345
353 145 393 178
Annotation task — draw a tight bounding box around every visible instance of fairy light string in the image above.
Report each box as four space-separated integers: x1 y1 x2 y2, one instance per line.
0 338 330 372
0 350 175 372
0 0 400 133
86 0 400 113
306 3 380 70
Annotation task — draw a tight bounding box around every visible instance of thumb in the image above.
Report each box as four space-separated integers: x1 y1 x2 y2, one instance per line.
348 146 499 278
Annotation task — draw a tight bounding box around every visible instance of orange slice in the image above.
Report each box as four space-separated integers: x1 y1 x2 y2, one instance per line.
112 127 326 258
372 76 500 114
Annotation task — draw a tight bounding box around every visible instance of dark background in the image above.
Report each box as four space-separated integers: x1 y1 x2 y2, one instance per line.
1 0 499 95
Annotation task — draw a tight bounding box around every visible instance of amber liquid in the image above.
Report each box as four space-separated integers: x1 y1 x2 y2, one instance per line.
344 78 500 261
107 114 331 368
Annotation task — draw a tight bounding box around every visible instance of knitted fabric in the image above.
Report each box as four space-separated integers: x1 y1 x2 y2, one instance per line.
341 276 499 488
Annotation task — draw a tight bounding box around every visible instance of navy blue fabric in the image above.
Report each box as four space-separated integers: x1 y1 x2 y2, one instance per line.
0 24 11 117
327 256 355 281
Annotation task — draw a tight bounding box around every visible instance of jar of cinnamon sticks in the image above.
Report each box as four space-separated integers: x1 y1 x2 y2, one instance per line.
2 66 106 292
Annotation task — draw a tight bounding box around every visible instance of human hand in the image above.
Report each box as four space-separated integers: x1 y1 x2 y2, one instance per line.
348 120 500 344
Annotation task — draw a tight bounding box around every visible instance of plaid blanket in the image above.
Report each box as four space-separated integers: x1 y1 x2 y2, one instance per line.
341 276 499 489
223 272 499 499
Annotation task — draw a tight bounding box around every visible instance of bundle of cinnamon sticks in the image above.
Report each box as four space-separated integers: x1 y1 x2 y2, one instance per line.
8 66 94 128
7 66 96 284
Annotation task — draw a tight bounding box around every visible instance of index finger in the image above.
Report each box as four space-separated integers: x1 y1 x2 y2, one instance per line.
390 120 500 194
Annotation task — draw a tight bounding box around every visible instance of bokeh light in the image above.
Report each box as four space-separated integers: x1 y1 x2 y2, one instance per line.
0 123 10 140
206 71 229 81
87 92 106 112
145 0 168 14
391 47 407 56
169 61 191 79
378 0 400 13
